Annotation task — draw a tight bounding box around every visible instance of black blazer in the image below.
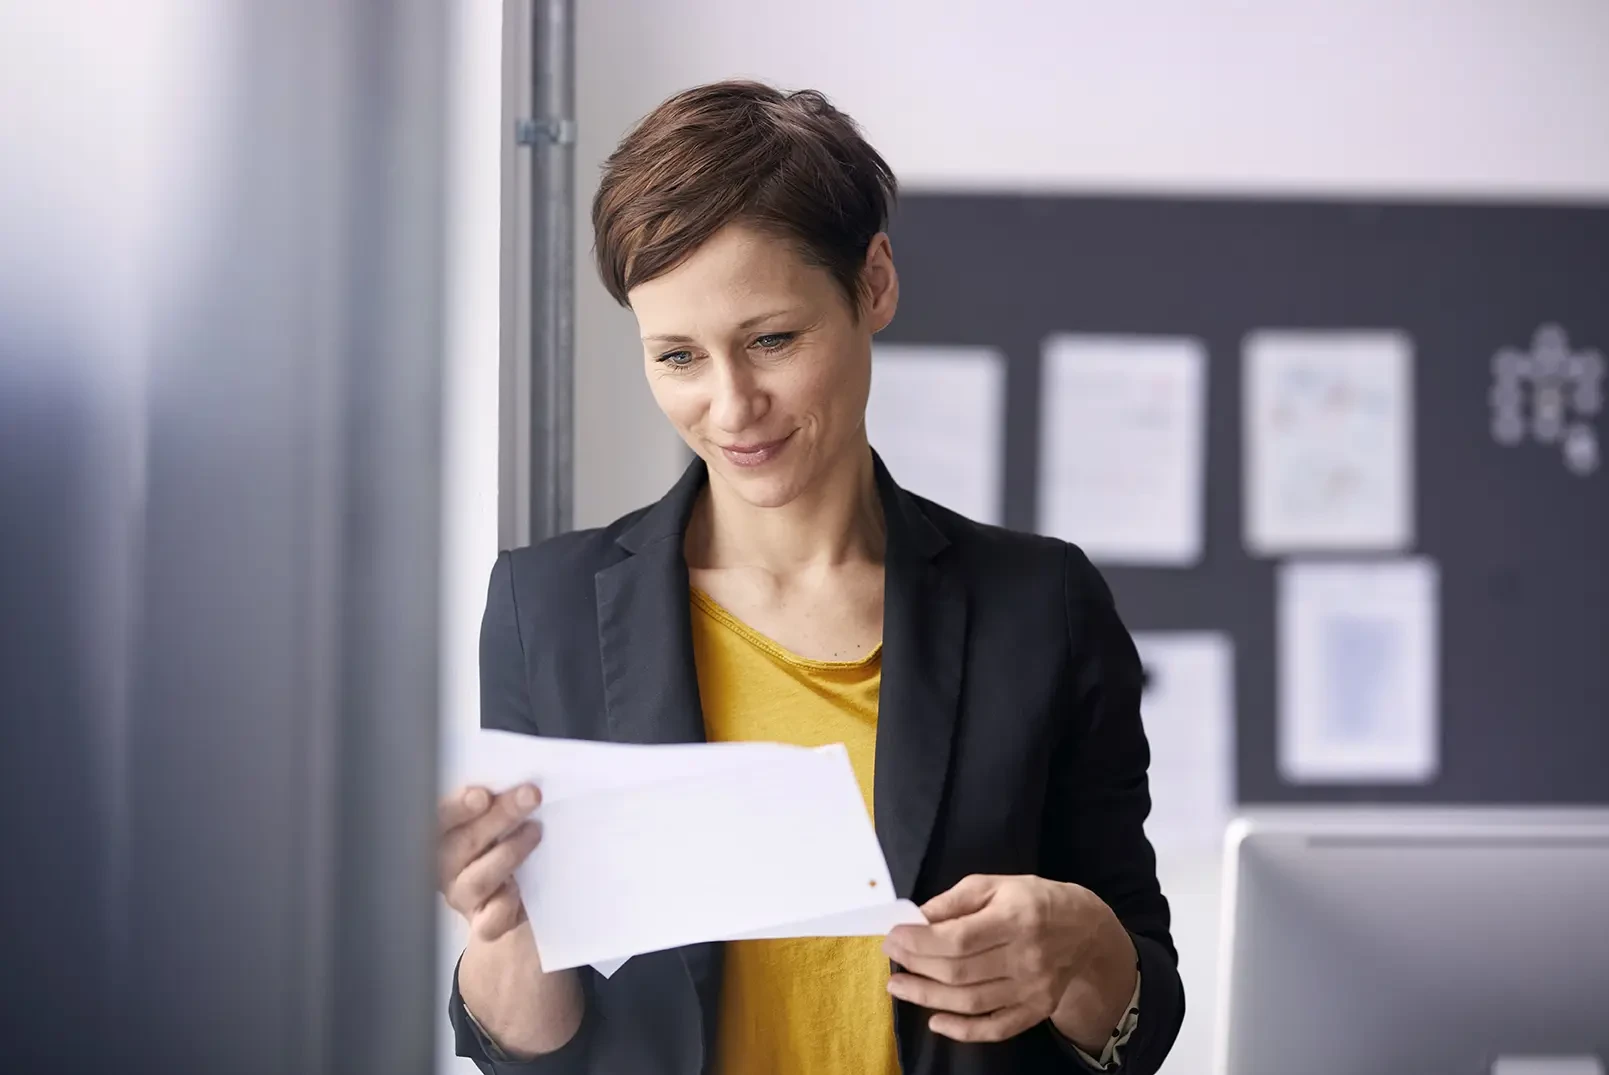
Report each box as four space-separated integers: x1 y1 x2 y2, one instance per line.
450 457 1184 1075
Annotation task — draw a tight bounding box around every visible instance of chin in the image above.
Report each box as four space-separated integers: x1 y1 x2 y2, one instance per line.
712 459 808 509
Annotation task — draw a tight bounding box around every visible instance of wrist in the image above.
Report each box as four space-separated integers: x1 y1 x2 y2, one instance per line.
1050 899 1137 1053
460 925 583 1058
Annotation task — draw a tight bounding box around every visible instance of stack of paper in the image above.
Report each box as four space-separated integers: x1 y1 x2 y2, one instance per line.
457 731 925 976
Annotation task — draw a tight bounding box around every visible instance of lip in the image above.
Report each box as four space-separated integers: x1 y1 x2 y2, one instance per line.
718 432 793 468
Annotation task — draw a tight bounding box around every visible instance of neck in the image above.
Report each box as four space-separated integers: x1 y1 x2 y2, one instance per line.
688 439 885 575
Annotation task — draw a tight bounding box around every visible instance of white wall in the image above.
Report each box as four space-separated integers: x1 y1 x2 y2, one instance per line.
439 2 504 1071
442 2 1609 1070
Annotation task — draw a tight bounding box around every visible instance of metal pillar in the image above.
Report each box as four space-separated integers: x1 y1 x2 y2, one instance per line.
512 0 576 545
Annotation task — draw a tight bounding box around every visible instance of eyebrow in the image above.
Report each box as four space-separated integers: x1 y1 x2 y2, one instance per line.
641 308 802 345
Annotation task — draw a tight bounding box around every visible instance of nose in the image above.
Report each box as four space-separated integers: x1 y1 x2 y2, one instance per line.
707 353 770 436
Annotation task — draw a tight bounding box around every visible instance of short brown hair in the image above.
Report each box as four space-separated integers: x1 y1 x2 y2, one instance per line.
592 80 897 311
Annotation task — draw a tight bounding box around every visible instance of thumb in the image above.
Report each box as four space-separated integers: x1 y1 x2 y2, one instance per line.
919 873 999 923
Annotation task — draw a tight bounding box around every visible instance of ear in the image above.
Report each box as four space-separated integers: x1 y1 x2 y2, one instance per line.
859 232 899 333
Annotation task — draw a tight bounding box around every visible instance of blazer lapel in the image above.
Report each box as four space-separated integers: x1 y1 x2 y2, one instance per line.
594 459 708 749
593 459 717 1074
872 456 967 902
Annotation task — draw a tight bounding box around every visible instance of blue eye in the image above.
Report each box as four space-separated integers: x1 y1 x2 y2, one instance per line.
754 333 795 351
658 350 695 367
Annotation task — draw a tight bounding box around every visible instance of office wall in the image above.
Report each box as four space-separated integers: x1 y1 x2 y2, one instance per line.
440 2 1609 1071
571 0 1609 529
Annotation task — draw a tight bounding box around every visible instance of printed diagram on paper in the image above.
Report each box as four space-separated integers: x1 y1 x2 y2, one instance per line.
1244 331 1413 554
1278 558 1440 784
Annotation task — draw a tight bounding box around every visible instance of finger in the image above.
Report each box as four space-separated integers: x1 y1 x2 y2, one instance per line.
881 943 1016 986
919 874 1000 923
439 786 492 833
471 881 527 943
928 1003 1042 1044
887 907 1017 959
447 820 542 917
449 819 542 916
887 875 1001 954
441 784 541 883
886 972 1018 1017
923 911 1019 956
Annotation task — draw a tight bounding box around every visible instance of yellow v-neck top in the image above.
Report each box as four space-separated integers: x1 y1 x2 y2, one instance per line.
689 588 900 1075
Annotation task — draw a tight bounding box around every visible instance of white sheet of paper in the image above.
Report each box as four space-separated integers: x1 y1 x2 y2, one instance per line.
1278 559 1439 783
457 732 923 975
724 898 928 941
457 731 801 806
1244 330 1414 554
866 344 1005 525
590 900 928 979
1131 632 1235 857
1037 335 1206 565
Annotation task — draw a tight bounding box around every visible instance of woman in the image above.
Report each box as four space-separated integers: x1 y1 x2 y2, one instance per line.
438 80 1183 1075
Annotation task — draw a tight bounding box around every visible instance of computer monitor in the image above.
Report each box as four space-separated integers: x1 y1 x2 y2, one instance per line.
1216 814 1609 1075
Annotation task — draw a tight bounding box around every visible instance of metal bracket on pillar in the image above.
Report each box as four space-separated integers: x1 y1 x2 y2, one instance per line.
514 117 576 146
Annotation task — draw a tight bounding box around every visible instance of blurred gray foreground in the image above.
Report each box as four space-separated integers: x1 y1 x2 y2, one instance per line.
1 2 448 1073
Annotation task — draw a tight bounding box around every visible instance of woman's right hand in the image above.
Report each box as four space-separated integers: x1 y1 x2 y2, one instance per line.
438 783 545 944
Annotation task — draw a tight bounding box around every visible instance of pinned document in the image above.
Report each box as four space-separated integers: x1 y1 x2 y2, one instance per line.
866 344 1006 525
457 732 925 976
1037 334 1207 566
1244 330 1414 554
1132 632 1235 856
1278 559 1439 784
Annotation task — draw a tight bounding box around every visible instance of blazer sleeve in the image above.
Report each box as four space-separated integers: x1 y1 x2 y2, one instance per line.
1040 544 1185 1074
447 551 597 1074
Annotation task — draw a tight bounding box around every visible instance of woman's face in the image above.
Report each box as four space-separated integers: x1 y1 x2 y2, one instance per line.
628 223 898 510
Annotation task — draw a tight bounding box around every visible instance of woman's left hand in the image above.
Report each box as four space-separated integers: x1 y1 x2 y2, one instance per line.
882 873 1137 1049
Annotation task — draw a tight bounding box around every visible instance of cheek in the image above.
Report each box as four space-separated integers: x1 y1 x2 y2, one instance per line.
778 366 840 428
803 348 870 427
646 372 702 431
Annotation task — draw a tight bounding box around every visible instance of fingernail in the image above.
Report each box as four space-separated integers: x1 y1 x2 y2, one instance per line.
465 789 488 811
516 786 538 810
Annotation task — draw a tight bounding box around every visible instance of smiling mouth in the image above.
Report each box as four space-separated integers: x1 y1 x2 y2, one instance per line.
718 431 794 468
